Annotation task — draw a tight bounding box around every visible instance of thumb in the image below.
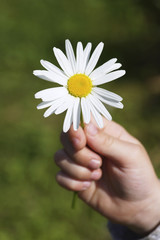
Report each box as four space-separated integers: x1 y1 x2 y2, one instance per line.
61 124 86 153
84 122 140 166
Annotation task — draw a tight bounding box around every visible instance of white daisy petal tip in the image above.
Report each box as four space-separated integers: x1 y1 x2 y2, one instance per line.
53 47 57 54
119 102 124 109
40 59 45 65
73 126 78 131
34 93 40 99
43 112 49 118
99 41 104 47
99 42 104 52
33 70 38 76
63 128 67 133
116 63 122 69
65 39 72 44
36 105 41 110
121 70 126 76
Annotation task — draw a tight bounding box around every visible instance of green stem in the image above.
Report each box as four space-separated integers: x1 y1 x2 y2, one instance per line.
71 113 84 209
81 112 84 128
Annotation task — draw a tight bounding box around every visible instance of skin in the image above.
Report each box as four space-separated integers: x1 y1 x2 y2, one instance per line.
55 118 160 235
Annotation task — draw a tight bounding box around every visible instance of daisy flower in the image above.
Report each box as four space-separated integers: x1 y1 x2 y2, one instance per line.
33 40 126 132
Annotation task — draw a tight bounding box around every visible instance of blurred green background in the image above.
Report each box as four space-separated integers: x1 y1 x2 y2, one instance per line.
0 0 160 239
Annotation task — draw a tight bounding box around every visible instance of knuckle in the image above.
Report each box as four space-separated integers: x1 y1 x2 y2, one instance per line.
70 181 78 190
56 172 73 190
104 134 114 148
77 168 89 180
56 172 85 191
54 151 59 161
73 149 83 164
133 144 143 159
70 181 84 191
55 158 60 167
54 149 63 163
56 172 61 183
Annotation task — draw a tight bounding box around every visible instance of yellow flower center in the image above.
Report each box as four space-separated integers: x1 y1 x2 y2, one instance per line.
67 74 92 97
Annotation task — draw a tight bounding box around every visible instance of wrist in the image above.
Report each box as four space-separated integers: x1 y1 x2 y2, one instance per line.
108 222 160 240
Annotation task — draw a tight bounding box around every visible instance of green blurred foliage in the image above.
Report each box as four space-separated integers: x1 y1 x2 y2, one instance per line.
0 0 160 239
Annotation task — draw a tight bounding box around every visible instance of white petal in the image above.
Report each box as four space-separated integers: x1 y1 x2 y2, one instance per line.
35 87 68 101
37 101 54 109
81 42 92 73
33 70 52 81
55 103 69 115
73 98 81 131
40 59 67 78
63 104 74 133
105 63 122 73
93 87 123 101
55 95 74 115
85 42 104 76
84 42 92 55
81 97 90 124
43 97 66 118
53 47 73 76
76 42 84 73
89 58 117 80
88 94 112 121
93 70 126 85
85 97 91 123
33 70 67 85
94 92 124 109
88 98 103 128
65 40 76 74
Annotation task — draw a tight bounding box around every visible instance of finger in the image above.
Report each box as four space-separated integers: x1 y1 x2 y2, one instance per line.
59 146 102 170
85 122 143 167
72 147 102 170
89 116 139 144
56 171 92 191
102 118 140 144
61 124 86 153
60 125 102 170
55 149 102 180
66 147 102 170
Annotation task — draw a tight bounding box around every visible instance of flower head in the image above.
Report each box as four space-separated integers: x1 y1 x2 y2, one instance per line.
33 40 126 132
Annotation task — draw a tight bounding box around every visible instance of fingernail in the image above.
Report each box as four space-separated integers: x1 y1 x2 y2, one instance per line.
86 123 98 136
82 181 91 190
89 159 101 169
91 170 101 180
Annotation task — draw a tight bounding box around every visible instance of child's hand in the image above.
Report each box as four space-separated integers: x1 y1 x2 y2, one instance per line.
55 119 160 234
